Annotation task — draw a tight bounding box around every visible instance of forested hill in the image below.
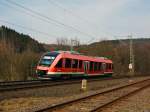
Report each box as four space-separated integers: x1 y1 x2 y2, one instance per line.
0 26 45 53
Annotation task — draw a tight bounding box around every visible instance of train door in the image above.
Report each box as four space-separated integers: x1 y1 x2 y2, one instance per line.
102 63 106 73
83 61 89 74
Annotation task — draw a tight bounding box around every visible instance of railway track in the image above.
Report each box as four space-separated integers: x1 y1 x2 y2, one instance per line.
0 80 43 86
34 78 150 112
1 76 149 92
0 79 79 92
0 77 116 92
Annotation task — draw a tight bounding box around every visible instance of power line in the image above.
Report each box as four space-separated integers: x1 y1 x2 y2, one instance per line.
48 0 100 44
51 0 140 47
113 35 128 46
48 0 98 29
0 1 60 27
0 1 61 41
3 0 113 44
0 19 57 38
5 0 96 39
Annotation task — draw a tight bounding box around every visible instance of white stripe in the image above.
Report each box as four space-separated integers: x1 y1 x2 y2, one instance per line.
47 72 84 74
47 72 113 75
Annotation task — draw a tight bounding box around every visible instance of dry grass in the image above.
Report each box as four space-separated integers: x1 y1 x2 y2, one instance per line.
0 97 61 112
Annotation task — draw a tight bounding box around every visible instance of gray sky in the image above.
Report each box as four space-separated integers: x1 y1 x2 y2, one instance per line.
0 0 150 44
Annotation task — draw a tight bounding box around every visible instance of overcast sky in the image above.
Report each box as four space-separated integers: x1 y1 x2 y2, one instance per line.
0 0 150 44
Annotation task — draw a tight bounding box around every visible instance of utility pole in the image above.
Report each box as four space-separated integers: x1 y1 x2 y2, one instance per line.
70 39 73 52
129 35 135 76
70 39 76 52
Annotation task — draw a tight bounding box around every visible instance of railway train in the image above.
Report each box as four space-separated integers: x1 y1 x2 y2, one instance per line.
36 51 113 79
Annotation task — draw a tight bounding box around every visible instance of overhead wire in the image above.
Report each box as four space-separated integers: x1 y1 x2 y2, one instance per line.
48 0 128 45
0 1 61 27
48 0 100 44
0 1 59 38
2 0 133 45
48 0 98 28
0 19 57 38
5 0 96 39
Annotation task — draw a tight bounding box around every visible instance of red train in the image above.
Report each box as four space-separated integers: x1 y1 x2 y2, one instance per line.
36 51 113 79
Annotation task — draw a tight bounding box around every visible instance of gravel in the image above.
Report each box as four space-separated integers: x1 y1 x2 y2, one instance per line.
52 78 150 112
101 85 150 112
0 76 149 112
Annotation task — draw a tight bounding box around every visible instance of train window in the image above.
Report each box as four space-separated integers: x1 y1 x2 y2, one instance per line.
97 63 99 70
108 64 110 69
72 59 78 68
94 62 98 71
106 63 109 69
109 64 112 69
55 59 62 68
79 60 82 68
98 62 102 71
90 61 93 71
97 63 99 71
65 58 71 68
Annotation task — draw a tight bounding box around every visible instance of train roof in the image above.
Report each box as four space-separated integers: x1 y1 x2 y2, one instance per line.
46 51 112 63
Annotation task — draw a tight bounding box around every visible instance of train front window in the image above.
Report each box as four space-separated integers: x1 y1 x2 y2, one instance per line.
39 56 55 67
